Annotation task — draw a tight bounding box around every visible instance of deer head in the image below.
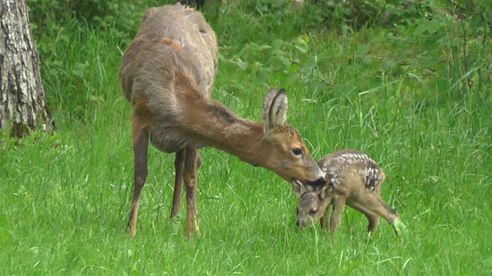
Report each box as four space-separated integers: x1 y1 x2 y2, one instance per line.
260 89 325 186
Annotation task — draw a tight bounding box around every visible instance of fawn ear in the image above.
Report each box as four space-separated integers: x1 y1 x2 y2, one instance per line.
320 183 332 199
263 89 288 132
291 180 305 197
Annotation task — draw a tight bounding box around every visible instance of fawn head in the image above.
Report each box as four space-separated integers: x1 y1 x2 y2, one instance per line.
261 89 325 185
294 182 331 228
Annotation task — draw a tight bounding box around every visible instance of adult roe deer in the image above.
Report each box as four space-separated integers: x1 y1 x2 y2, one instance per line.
293 150 407 238
119 3 325 237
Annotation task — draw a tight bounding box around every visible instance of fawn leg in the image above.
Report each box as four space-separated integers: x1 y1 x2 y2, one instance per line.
170 148 185 218
320 200 333 229
128 127 149 237
376 199 407 235
330 197 346 233
348 201 380 239
366 213 380 240
184 147 200 237
353 196 406 236
367 214 380 235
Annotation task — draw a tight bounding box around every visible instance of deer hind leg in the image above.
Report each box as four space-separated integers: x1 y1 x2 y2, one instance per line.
367 213 380 234
365 213 380 240
377 199 407 235
128 126 149 237
353 195 406 236
347 200 380 239
183 147 201 237
170 148 186 218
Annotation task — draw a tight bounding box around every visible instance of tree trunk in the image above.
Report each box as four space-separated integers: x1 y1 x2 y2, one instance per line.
0 0 53 137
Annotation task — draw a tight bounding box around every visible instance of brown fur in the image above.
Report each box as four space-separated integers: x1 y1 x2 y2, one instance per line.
131 97 154 143
119 4 324 237
160 37 183 51
295 150 403 237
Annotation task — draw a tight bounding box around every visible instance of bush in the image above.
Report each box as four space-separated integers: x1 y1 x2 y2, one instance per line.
28 0 170 41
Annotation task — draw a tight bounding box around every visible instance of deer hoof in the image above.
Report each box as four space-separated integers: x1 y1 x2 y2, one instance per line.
393 218 408 236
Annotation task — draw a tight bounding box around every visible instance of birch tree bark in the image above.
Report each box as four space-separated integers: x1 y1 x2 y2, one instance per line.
0 0 53 137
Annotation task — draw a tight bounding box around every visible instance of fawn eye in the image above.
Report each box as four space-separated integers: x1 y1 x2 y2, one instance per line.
292 148 304 157
309 209 317 215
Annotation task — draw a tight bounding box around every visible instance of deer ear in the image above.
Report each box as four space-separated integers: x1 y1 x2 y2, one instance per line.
291 180 305 197
262 89 277 122
263 89 288 131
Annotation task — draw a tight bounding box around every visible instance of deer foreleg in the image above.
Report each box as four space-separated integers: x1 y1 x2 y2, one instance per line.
184 147 201 237
170 148 186 218
128 127 149 237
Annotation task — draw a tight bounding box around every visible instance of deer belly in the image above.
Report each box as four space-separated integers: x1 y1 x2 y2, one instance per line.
149 128 204 152
149 128 183 153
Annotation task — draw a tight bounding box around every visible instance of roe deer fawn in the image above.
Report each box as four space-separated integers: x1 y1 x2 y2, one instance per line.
119 3 325 237
293 150 406 238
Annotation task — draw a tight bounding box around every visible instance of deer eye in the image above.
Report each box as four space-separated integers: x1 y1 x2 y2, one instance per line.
309 209 318 215
292 148 304 157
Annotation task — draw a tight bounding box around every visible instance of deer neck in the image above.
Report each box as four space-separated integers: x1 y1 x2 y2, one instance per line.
179 97 270 166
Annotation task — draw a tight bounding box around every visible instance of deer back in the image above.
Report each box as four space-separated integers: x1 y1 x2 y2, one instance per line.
319 150 385 195
120 4 218 105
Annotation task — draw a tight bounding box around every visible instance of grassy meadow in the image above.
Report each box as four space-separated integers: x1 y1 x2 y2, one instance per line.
1 1 491 274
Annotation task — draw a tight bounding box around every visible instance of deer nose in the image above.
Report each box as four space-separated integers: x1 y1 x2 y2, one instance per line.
315 167 325 180
307 177 326 188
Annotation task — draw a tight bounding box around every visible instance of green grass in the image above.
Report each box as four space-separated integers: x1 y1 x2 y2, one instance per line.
1 2 492 275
